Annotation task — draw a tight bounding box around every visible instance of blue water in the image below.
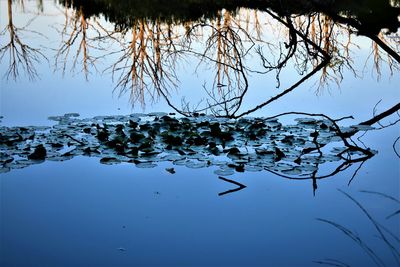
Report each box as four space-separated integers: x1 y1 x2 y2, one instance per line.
1 1 399 266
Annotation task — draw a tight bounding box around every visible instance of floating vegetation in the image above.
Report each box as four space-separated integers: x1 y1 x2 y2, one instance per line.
0 113 375 179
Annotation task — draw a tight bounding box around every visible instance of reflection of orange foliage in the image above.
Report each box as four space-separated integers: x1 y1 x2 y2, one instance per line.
3 1 399 114
55 4 98 80
0 0 46 80
320 15 333 87
373 34 382 78
293 14 360 91
111 18 179 108
370 32 400 79
106 8 398 114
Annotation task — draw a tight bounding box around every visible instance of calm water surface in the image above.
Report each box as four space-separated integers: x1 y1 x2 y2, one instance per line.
1 1 399 266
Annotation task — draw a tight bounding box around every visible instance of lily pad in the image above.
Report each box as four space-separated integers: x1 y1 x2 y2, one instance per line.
100 157 121 165
185 160 209 169
0 112 375 178
214 168 235 176
135 162 158 168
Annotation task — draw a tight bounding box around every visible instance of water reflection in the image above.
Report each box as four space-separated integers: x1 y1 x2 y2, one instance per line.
1 109 398 196
316 189 400 267
54 1 100 80
1 0 399 116
1 2 399 266
1 0 400 193
0 0 47 80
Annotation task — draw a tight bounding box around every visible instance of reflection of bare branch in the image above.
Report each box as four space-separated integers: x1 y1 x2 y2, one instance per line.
136 8 399 115
386 210 400 220
218 176 247 196
313 258 351 267
0 0 47 80
359 102 400 126
109 19 179 108
172 11 252 117
257 16 298 87
321 10 400 65
371 100 400 129
161 10 335 118
167 8 399 119
366 32 400 80
265 146 372 195
156 7 397 121
248 110 393 193
317 188 400 266
342 190 400 264
54 5 111 80
360 190 400 204
347 161 366 186
234 12 332 118
359 190 400 221
393 136 400 159
316 218 385 267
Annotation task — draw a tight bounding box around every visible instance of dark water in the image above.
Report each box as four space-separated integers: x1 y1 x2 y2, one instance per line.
1 1 399 266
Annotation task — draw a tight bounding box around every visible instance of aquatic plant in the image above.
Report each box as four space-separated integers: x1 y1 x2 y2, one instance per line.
0 112 375 189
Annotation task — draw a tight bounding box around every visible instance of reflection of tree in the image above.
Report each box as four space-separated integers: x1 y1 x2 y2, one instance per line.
163 10 334 118
160 8 400 119
369 32 400 79
109 19 179 107
294 14 357 89
0 0 46 80
208 11 247 116
1 1 399 196
315 2 400 66
55 3 103 80
176 10 251 117
52 3 364 117
36 0 44 13
3 0 399 117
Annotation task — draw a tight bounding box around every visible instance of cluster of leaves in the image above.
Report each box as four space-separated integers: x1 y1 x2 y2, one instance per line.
0 113 374 177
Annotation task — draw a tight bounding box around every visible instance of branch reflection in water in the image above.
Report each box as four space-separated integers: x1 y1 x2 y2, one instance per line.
0 105 398 196
0 0 47 80
1 0 399 115
0 0 399 195
316 189 400 267
0 2 399 266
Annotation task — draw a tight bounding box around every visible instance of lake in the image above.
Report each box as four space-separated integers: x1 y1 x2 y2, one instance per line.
1 1 399 266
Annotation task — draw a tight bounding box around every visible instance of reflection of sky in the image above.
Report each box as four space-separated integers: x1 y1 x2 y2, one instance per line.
1 2 399 266
1 1 399 126
1 132 399 266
